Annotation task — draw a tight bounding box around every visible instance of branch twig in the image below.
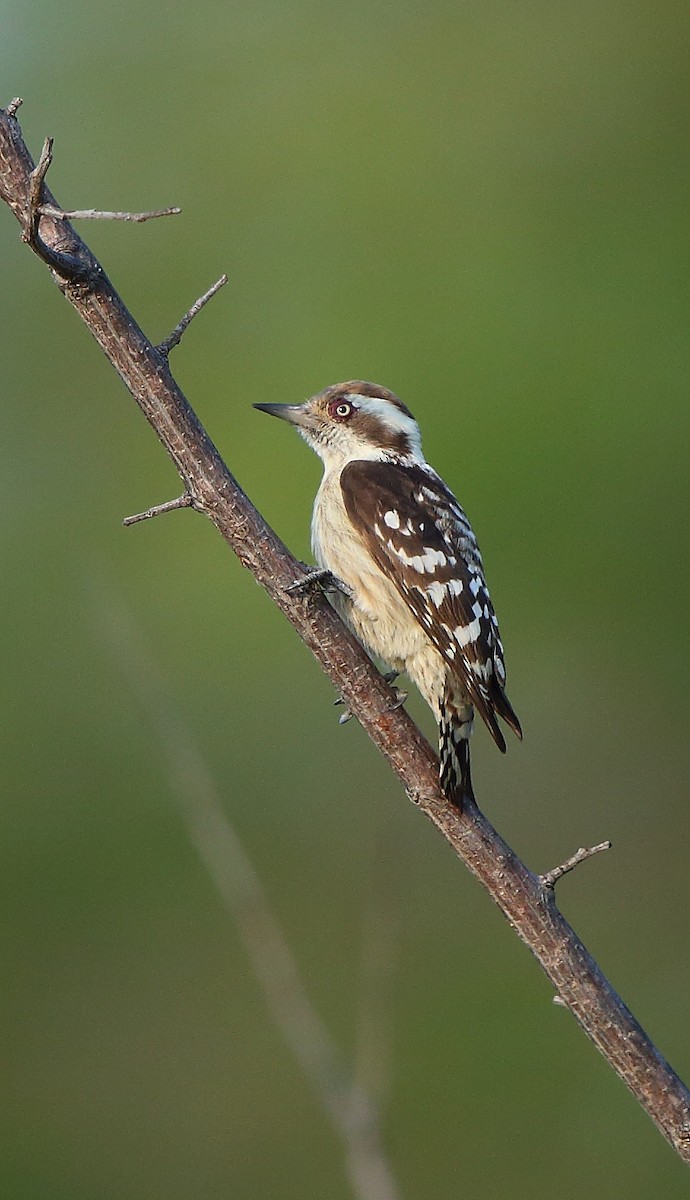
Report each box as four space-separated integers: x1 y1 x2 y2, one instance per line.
157 274 228 356
122 493 193 526
1 101 689 1165
540 841 612 890
39 203 181 223
20 136 89 280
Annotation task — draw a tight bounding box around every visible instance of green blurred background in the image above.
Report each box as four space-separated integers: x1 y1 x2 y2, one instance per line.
2 1 689 1196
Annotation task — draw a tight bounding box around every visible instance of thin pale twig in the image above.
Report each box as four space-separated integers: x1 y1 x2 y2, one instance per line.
541 842 612 890
39 203 181 223
122 493 192 527
352 833 404 1112
96 588 403 1200
158 275 228 356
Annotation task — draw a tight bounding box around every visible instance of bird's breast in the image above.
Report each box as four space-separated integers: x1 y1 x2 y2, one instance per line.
311 470 437 673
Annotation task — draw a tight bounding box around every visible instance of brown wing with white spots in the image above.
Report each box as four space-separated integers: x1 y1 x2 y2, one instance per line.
340 459 522 751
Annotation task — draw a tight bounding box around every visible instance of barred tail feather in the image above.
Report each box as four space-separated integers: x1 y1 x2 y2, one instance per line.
439 699 474 808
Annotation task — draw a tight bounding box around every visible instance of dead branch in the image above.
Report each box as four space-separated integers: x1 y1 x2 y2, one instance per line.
157 274 228 356
122 493 193 526
540 841 613 890
1 101 689 1165
39 203 181 222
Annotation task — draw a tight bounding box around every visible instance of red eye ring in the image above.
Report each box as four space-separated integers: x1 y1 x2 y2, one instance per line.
329 399 354 420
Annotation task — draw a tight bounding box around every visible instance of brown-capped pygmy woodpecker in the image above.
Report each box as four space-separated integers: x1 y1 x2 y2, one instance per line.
255 381 521 805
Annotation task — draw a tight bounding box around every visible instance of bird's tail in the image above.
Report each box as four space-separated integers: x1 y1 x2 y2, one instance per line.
439 698 474 808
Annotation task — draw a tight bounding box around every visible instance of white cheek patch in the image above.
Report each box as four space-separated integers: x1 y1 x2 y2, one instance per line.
354 395 423 460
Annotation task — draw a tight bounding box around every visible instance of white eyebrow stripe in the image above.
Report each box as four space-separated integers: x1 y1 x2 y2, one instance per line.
351 394 423 459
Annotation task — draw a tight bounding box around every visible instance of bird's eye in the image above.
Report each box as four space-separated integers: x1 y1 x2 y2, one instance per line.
330 400 354 420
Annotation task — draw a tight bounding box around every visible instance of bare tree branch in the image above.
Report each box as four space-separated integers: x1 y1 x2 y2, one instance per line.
2 102 689 1165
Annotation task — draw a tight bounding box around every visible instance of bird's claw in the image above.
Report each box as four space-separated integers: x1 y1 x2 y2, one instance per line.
381 670 407 711
334 696 355 724
388 686 408 712
286 567 355 601
333 670 406 723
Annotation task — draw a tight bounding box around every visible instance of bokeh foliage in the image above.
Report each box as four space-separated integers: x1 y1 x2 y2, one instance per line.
1 1 689 1196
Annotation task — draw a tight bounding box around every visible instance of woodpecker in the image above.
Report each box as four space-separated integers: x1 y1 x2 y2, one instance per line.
255 381 521 805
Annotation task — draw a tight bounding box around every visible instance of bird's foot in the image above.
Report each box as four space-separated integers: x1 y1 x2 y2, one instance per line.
381 670 407 711
285 566 354 601
388 685 408 711
334 696 355 725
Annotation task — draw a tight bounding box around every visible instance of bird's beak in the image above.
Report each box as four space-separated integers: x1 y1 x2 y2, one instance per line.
253 402 309 427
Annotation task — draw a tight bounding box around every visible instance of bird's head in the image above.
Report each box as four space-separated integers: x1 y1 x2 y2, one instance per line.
254 380 423 469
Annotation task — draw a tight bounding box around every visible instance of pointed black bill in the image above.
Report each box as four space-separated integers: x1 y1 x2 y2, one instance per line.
253 403 305 424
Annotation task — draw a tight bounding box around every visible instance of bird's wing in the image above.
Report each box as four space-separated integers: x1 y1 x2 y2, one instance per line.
340 458 521 750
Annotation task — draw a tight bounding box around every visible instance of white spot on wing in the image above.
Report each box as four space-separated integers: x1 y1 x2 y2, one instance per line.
393 544 446 574
471 659 493 680
454 616 482 647
426 581 447 607
421 547 447 571
383 510 400 529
